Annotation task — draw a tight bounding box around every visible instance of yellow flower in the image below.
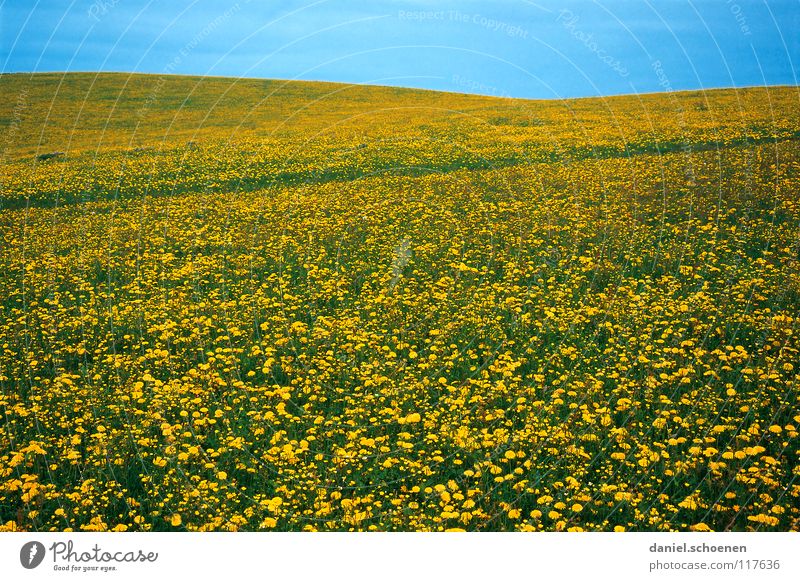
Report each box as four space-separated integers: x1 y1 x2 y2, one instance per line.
690 523 712 532
747 514 779 527
402 413 421 424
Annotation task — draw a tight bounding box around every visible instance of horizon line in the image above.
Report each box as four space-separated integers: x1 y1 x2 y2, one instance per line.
2 70 799 104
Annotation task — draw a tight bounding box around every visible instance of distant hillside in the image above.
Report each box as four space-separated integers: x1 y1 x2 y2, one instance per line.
1 73 797 159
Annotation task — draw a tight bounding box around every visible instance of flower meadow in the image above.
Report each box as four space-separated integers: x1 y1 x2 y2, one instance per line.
1 74 799 531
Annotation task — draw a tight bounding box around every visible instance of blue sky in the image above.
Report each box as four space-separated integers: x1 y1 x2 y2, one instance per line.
1 0 798 98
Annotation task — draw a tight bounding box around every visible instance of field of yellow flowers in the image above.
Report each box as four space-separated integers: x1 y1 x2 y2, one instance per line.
1 73 799 531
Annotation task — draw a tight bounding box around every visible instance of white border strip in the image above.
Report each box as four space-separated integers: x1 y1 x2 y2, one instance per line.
2 532 798 580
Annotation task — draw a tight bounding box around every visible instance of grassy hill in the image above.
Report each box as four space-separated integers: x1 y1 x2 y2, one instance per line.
1 73 799 532
1 72 797 154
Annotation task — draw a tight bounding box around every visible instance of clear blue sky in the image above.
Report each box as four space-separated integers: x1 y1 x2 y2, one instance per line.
1 0 798 99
